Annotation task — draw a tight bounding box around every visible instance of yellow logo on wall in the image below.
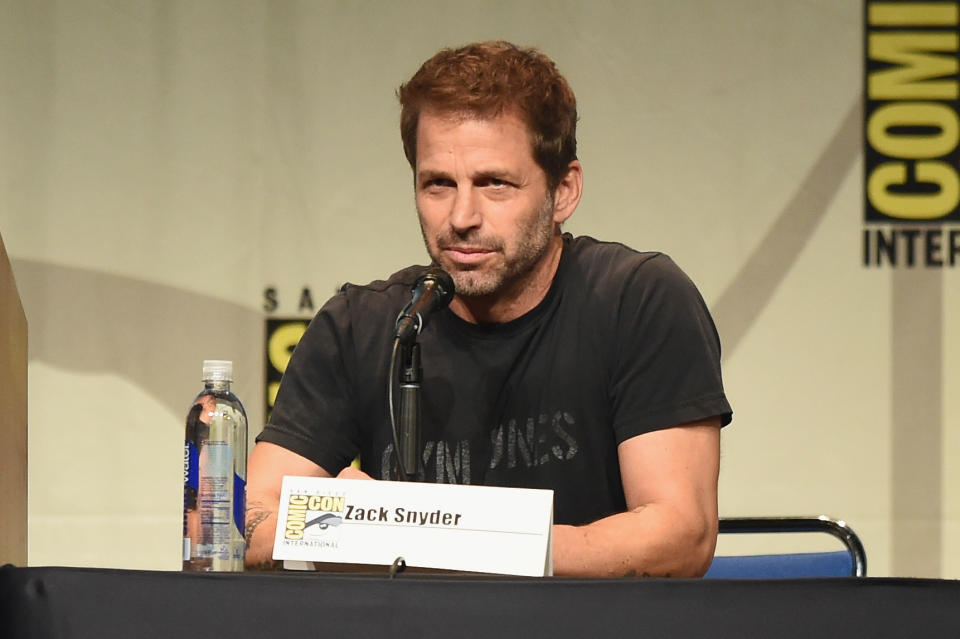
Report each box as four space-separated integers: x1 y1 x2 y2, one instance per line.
264 319 307 424
864 1 960 266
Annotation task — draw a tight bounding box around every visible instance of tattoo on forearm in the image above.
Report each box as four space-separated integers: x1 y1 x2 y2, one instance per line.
245 503 272 549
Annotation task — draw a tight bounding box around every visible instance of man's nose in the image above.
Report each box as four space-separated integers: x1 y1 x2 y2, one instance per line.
449 188 482 233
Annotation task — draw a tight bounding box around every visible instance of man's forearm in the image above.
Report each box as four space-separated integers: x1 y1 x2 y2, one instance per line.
551 504 717 578
243 443 333 570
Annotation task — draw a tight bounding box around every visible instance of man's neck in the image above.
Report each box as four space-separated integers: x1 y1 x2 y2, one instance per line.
448 234 564 325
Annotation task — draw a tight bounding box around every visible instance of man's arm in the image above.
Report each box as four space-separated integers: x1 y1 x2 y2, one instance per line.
552 418 721 578
246 420 720 576
244 441 332 569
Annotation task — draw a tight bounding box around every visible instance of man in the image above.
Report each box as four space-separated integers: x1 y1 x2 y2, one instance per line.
246 41 732 577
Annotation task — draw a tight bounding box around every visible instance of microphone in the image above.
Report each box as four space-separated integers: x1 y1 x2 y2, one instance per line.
394 267 455 344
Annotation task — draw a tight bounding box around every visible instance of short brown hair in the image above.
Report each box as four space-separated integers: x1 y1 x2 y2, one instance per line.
398 41 578 191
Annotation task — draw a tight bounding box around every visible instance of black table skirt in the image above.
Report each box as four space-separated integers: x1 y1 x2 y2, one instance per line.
2 566 958 638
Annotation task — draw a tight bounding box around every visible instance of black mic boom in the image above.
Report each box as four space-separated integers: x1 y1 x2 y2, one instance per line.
394 267 455 344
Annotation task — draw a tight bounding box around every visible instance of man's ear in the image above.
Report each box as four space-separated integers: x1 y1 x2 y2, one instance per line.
552 160 583 225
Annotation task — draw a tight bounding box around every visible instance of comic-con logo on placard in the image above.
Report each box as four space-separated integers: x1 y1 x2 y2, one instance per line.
283 493 347 548
863 1 960 267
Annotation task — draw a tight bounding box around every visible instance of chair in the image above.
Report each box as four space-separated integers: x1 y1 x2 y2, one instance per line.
704 515 867 578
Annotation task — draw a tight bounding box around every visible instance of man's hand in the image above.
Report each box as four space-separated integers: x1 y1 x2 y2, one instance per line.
337 466 374 480
551 418 721 578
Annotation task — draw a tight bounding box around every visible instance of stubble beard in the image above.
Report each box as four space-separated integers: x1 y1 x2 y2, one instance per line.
420 194 556 299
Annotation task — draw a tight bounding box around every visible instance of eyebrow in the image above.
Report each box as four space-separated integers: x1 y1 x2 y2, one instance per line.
417 169 451 184
417 168 519 184
475 169 516 182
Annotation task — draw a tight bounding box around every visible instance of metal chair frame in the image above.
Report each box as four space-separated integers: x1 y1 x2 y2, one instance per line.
708 515 867 578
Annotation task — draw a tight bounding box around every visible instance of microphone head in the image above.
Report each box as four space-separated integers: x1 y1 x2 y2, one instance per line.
417 266 455 309
395 266 456 343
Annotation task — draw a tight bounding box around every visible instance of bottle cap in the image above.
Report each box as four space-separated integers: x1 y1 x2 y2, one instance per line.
202 360 233 382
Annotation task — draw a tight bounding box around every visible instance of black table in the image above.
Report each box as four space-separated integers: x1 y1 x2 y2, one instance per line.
2 566 958 638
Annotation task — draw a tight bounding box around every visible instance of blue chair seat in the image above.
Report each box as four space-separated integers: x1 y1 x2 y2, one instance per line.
705 550 855 579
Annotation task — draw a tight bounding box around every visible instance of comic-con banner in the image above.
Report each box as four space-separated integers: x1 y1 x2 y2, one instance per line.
264 317 308 424
863 0 960 267
263 285 332 423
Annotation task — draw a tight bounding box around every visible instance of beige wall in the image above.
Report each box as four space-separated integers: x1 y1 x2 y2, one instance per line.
2 0 957 576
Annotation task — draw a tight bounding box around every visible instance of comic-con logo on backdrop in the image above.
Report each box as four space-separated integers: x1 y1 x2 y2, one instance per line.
863 1 960 267
263 286 317 424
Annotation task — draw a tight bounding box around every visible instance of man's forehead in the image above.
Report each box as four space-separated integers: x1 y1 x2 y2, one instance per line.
415 120 539 179
418 106 530 132
415 108 536 155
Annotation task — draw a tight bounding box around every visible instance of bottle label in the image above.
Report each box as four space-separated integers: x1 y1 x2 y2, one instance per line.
184 442 199 492
234 473 246 537
198 441 234 559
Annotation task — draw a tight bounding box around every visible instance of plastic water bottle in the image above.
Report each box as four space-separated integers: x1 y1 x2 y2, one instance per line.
182 360 248 571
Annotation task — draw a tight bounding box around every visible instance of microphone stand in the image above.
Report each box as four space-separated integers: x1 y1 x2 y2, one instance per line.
396 338 422 481
389 266 454 483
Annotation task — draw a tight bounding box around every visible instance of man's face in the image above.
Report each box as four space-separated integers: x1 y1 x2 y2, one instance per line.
414 110 558 299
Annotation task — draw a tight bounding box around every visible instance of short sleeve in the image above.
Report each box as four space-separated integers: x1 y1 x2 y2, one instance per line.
609 254 732 443
256 293 362 474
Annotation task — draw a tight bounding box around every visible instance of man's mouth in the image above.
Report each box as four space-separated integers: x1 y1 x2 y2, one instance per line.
441 245 496 265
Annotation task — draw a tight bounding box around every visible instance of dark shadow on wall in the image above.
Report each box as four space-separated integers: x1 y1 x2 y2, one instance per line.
12 259 265 430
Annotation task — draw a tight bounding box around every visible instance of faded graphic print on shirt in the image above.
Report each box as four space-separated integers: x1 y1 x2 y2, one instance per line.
379 410 579 484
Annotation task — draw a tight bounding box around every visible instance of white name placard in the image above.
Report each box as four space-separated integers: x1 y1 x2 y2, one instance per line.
272 476 553 577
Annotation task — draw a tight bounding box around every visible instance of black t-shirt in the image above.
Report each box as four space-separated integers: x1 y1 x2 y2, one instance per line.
259 235 732 525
